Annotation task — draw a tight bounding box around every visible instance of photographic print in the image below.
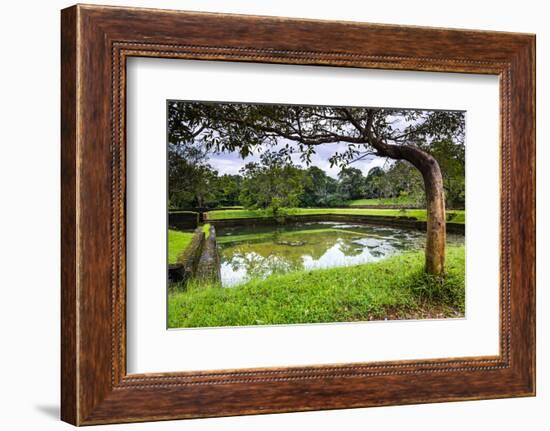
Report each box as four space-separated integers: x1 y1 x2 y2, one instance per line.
167 101 465 329
60 7 536 423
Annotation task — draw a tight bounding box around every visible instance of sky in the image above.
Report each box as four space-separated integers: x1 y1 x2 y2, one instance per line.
206 139 388 178
178 105 464 178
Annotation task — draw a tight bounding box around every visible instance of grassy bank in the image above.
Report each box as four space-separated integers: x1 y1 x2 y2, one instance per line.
205 207 465 224
168 245 465 328
167 229 194 264
169 225 211 264
348 196 417 206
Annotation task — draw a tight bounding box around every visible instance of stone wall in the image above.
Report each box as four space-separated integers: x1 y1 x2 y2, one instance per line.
208 213 465 235
168 227 204 288
168 225 222 289
195 225 221 284
168 211 199 230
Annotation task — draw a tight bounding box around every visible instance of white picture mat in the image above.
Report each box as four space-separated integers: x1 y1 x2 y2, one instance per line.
126 58 500 374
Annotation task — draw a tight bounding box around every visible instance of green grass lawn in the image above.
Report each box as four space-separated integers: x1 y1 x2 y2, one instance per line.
348 196 417 206
169 225 211 264
168 210 198 215
168 245 465 328
206 208 272 219
206 207 465 224
168 229 194 265
209 206 244 210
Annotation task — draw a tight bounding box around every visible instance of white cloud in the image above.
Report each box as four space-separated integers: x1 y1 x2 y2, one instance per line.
207 139 388 178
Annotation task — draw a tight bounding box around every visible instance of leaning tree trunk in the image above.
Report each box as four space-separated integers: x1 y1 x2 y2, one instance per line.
419 156 446 275
374 142 446 275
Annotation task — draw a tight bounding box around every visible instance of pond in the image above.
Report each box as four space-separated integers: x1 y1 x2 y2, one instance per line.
217 221 464 287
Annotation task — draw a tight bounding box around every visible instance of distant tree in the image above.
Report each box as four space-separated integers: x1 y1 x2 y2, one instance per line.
362 141 464 208
363 167 386 199
300 166 338 207
239 152 305 216
321 193 349 208
215 174 242 207
337 167 366 200
167 122 218 208
383 161 425 204
168 150 219 209
430 139 465 208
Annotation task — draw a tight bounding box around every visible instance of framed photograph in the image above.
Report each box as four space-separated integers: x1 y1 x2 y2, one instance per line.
61 4 535 425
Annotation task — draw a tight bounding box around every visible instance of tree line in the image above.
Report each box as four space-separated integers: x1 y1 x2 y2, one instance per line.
168 139 464 212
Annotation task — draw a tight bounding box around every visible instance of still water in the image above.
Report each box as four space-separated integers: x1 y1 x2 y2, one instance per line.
217 222 464 287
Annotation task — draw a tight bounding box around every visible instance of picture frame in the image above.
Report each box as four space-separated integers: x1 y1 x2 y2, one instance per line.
60 4 535 425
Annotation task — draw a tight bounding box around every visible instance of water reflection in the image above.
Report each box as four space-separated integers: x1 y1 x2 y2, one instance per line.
217 222 464 287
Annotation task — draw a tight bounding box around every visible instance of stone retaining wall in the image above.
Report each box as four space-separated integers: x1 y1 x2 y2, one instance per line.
168 225 222 289
168 227 204 288
195 225 221 284
208 214 465 235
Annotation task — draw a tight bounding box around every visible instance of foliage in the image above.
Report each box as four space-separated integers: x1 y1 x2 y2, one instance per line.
214 174 242 207
168 246 465 328
299 166 339 207
338 167 366 200
363 166 386 198
430 139 465 207
167 102 466 210
365 161 425 205
238 151 306 215
168 148 218 209
167 102 464 168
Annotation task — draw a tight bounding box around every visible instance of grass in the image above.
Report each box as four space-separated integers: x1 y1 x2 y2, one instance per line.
209 206 244 210
168 229 194 265
207 208 272 219
168 210 198 215
206 207 465 224
169 224 212 264
349 196 417 206
168 245 465 328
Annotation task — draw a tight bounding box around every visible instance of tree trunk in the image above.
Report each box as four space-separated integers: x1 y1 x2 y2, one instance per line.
421 157 446 275
373 142 446 275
